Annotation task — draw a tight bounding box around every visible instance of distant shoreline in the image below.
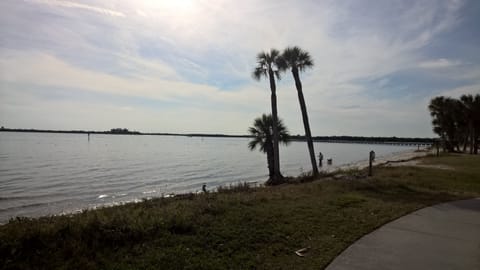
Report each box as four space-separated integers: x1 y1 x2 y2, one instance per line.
0 127 247 137
0 128 434 145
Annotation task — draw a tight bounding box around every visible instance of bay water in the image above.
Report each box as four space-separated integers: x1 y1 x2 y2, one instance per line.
0 132 415 223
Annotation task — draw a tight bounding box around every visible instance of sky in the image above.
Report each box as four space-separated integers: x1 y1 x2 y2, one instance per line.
1 0 479 137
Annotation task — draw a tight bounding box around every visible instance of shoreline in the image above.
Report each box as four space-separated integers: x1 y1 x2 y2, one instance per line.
2 154 478 269
0 147 430 223
50 148 434 219
322 147 431 173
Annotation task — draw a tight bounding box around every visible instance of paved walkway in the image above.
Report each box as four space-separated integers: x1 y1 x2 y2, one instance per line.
326 198 480 270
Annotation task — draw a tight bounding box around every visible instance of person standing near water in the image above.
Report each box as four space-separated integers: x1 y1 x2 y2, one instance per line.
318 152 323 167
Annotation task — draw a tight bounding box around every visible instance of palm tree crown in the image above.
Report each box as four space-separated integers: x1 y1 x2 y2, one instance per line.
248 114 290 153
280 46 314 71
248 114 290 184
252 49 283 81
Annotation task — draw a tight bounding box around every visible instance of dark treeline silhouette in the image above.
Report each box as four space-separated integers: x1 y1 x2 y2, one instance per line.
0 127 434 143
429 94 480 153
248 114 290 185
302 135 434 144
0 127 140 135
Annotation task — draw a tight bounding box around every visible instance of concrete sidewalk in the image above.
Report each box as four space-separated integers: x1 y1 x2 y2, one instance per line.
326 198 480 270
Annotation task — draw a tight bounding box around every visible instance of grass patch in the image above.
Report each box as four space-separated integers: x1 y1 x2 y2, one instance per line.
1 154 479 269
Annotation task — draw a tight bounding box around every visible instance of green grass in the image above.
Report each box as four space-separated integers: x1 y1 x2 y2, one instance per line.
1 154 479 269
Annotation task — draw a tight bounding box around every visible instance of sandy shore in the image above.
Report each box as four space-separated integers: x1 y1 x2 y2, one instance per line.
329 147 433 172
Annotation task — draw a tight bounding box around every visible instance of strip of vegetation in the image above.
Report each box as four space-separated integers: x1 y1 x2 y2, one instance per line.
1 154 479 270
0 127 434 143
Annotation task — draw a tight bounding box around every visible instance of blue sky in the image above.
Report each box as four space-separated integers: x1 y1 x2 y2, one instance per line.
1 0 479 137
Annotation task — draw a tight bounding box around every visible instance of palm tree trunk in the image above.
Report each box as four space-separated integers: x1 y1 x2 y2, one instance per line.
268 69 281 183
441 135 447 152
474 130 479 154
292 67 319 176
266 141 274 182
470 127 475 154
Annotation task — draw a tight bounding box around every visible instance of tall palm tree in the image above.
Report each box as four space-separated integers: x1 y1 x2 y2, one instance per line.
281 46 319 176
429 96 452 151
473 94 480 154
248 114 290 185
429 94 480 154
429 96 461 152
461 94 480 154
461 94 479 154
253 49 284 184
460 95 473 152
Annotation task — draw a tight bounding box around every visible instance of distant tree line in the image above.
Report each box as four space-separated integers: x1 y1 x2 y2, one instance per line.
306 136 434 144
429 94 480 154
0 127 435 143
0 128 140 135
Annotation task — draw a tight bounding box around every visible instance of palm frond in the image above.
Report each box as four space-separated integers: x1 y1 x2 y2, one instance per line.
274 70 282 80
269 48 281 60
252 66 266 81
275 55 287 71
256 52 268 62
248 138 261 151
298 51 314 71
282 46 314 71
248 126 259 136
252 49 285 82
247 114 290 154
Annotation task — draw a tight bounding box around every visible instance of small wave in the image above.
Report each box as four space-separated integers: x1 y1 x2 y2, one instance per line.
97 194 108 199
0 201 49 212
0 193 58 201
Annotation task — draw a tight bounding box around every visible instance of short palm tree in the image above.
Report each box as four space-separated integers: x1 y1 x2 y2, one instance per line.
253 49 284 184
248 114 290 185
281 46 319 176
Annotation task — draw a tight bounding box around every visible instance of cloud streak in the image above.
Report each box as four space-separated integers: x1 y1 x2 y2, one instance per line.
28 0 125 17
419 58 461 69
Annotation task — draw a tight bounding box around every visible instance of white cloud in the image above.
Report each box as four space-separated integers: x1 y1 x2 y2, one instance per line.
418 58 461 69
28 0 125 17
0 50 263 105
0 0 474 137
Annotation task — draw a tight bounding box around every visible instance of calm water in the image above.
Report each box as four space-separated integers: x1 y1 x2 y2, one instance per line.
0 132 414 222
